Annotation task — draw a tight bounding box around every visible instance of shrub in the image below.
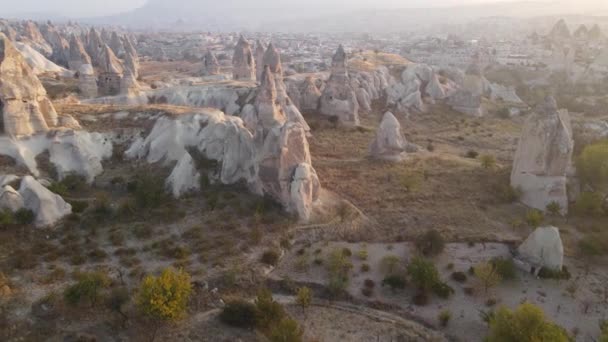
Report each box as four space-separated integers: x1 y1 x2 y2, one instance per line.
496 184 522 203
106 287 129 319
407 257 439 293
136 268 192 321
357 250 368 260
413 292 429 306
132 174 168 208
537 266 571 280
382 274 407 291
466 150 479 159
487 303 570 342
261 250 280 266
14 208 35 225
64 271 111 307
0 209 14 226
438 310 451 327
268 317 303 342
576 140 608 194
491 258 517 280
70 200 89 214
380 255 402 275
254 289 285 330
474 262 502 294
360 263 370 272
361 287 373 297
480 155 497 169
451 271 467 283
415 230 445 257
364 279 375 288
220 300 257 328
433 282 454 299
578 236 605 256
341 247 352 257
573 192 605 216
546 201 562 216
525 209 544 227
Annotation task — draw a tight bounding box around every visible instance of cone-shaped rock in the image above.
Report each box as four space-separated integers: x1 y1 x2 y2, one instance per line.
232 36 255 81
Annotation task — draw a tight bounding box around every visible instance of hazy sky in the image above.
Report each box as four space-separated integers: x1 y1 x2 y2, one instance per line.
0 0 606 17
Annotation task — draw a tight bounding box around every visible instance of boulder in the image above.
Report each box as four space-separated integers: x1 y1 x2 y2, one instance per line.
518 226 564 271
369 112 408 161
511 96 573 214
0 185 24 212
19 176 71 227
166 152 201 198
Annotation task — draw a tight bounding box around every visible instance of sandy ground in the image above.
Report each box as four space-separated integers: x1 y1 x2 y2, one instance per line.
273 241 608 342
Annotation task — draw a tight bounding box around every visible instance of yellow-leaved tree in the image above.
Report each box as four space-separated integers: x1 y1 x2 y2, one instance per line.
487 302 570 342
136 267 192 322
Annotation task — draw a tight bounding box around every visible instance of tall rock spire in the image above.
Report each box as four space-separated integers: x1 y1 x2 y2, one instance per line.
232 35 255 81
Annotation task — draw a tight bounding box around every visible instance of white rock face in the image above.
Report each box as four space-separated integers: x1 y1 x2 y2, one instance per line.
299 76 321 112
370 112 408 161
0 130 112 182
0 33 59 137
19 176 72 227
232 36 255 81
166 152 201 198
289 163 320 221
14 42 71 76
518 226 564 271
511 97 573 214
0 185 24 212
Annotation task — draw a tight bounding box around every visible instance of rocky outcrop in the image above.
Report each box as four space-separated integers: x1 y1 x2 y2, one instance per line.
77 64 98 98
123 49 140 79
511 96 573 214
41 23 69 67
97 45 124 96
86 28 103 66
68 33 92 71
518 226 564 271
109 32 125 58
255 40 265 81
447 90 483 117
549 19 571 41
166 152 201 198
120 68 141 96
20 21 52 56
0 33 58 137
320 45 360 125
289 163 320 221
299 76 321 113
202 50 220 76
232 36 255 81
19 176 72 227
369 112 409 161
255 65 286 131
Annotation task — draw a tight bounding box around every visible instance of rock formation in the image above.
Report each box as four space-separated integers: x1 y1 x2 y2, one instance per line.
20 21 52 56
447 90 483 117
255 65 286 131
97 45 124 96
202 50 220 76
255 40 265 81
289 163 320 221
0 33 58 137
320 45 360 125
369 112 409 161
518 226 564 272
77 64 98 98
41 23 69 67
0 185 24 212
511 96 573 214
232 36 255 81
123 49 140 79
120 68 141 96
166 152 201 198
86 28 103 66
68 34 92 71
19 176 72 227
109 31 125 57
300 76 321 112
549 19 571 40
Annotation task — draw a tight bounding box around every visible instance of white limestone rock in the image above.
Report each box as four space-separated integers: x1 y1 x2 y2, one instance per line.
166 152 201 198
19 176 71 227
320 45 360 125
299 76 321 113
518 226 564 271
369 112 410 161
511 97 573 214
0 185 24 212
356 88 372 112
232 36 255 81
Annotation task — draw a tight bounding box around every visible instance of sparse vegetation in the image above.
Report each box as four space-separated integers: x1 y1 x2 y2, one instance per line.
487 303 570 342
438 309 452 327
525 209 544 227
136 268 192 321
474 262 502 294
64 271 111 307
415 229 445 257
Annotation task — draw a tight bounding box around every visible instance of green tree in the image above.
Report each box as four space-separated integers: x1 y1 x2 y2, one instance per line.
599 320 608 342
415 230 445 257
136 268 192 321
546 201 562 216
407 257 439 293
475 262 502 294
269 317 304 342
487 303 570 342
254 288 285 330
296 287 312 314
